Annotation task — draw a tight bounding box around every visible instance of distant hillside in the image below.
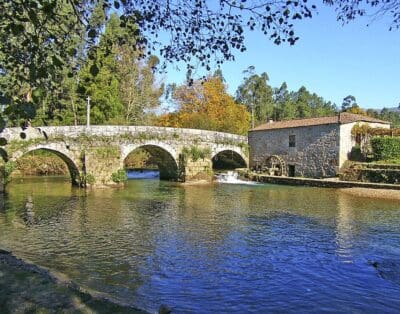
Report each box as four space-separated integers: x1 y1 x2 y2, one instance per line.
384 107 400 113
369 107 400 113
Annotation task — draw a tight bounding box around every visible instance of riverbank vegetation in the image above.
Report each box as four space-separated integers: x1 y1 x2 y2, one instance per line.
14 150 68 176
341 125 400 184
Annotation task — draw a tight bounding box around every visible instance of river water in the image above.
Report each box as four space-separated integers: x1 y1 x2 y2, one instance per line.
0 174 400 313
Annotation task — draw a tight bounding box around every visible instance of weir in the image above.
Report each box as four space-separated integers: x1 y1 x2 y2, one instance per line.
0 125 248 190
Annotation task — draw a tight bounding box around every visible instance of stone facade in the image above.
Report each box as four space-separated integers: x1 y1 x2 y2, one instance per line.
0 126 248 188
249 114 390 178
249 124 340 178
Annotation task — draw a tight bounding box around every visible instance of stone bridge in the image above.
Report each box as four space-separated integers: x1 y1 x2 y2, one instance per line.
0 126 248 188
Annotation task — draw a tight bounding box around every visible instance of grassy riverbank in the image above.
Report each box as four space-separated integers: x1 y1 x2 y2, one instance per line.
0 250 145 313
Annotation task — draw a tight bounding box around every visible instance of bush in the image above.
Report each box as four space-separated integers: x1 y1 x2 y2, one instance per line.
371 137 400 161
182 146 211 162
349 144 364 161
111 169 128 183
85 173 96 185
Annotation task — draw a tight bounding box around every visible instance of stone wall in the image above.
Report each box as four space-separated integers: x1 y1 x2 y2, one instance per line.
84 146 123 186
340 162 400 184
184 159 213 181
249 124 340 178
0 126 248 188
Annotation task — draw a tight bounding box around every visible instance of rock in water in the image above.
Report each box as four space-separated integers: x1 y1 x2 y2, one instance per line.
159 304 172 314
369 259 400 284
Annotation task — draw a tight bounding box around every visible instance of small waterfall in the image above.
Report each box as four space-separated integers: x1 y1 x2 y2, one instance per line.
215 171 258 185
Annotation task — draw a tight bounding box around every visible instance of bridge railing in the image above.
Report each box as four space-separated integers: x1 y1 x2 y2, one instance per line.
0 125 247 144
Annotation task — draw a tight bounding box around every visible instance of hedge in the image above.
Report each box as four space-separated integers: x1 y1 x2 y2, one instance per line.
371 137 400 161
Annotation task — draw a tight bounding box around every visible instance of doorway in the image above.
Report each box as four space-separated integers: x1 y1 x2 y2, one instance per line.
288 165 295 177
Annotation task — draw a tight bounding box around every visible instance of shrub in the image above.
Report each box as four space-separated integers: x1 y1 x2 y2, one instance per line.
349 144 364 162
182 146 212 162
371 137 400 161
4 161 16 184
85 173 96 185
111 169 128 183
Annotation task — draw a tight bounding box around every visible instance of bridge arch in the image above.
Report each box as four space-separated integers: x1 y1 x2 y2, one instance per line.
10 144 81 186
211 148 248 170
122 143 179 180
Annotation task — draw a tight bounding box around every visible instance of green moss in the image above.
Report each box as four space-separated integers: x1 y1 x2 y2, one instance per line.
94 146 120 159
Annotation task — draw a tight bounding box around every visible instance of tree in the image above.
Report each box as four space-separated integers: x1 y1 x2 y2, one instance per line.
268 82 337 121
157 77 250 135
324 0 400 31
236 67 274 128
342 95 358 112
379 108 400 127
78 14 163 125
117 53 164 125
0 0 319 128
1 0 398 127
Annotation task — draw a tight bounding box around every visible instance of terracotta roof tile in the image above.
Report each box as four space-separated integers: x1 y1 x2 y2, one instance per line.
337 112 389 124
250 113 390 131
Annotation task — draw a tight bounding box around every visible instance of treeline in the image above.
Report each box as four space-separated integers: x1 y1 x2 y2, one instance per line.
1 7 399 133
1 11 163 127
235 68 337 127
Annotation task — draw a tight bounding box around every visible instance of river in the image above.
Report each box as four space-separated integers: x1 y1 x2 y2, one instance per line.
0 174 400 313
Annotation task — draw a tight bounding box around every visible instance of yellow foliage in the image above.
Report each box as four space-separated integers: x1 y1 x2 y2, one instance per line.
157 77 250 135
346 105 367 116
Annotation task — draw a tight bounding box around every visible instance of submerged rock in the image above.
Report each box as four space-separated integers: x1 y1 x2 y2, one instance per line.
159 304 172 314
369 259 400 284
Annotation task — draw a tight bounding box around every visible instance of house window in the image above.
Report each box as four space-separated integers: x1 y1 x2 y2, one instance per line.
289 135 296 147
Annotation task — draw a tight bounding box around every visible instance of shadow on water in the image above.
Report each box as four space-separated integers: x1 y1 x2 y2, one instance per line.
0 176 400 312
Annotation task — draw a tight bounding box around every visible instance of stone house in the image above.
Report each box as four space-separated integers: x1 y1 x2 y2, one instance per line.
248 112 390 178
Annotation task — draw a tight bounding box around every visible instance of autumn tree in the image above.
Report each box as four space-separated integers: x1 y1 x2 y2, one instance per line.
157 77 250 135
0 0 320 128
2 0 398 128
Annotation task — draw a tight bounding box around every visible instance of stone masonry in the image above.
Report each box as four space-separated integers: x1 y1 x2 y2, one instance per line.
248 113 390 178
249 123 340 178
0 125 248 189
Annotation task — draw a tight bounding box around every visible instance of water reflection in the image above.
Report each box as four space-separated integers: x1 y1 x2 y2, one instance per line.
0 177 400 312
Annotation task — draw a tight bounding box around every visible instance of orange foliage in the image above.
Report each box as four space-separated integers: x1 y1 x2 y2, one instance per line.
157 77 250 135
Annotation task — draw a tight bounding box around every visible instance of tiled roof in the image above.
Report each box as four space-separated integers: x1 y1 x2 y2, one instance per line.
250 112 390 131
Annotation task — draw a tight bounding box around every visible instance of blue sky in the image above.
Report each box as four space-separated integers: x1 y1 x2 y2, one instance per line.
161 4 400 110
